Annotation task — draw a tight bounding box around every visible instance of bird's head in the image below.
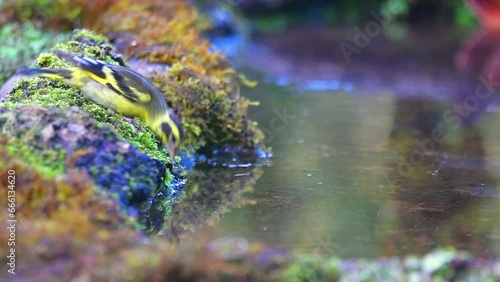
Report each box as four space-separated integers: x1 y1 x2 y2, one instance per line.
154 110 184 158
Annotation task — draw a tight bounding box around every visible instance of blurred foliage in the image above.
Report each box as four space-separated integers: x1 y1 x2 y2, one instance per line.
241 0 478 33
0 22 67 84
453 1 478 27
0 0 115 29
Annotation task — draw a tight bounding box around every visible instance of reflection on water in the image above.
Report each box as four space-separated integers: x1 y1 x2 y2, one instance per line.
199 78 500 258
164 164 263 238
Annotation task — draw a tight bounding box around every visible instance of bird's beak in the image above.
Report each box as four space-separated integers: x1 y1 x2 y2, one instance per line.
167 142 177 158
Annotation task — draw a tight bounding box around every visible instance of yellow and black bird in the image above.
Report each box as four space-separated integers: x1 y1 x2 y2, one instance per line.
18 50 183 157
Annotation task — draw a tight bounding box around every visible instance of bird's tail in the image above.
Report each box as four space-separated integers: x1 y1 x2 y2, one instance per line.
17 67 70 81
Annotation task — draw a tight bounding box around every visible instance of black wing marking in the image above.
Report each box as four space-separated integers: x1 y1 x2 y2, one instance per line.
56 50 151 103
56 50 107 80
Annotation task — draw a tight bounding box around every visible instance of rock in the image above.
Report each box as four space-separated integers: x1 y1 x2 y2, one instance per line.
0 105 166 209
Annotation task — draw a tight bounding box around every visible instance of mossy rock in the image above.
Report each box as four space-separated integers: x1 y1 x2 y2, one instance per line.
0 30 183 230
0 105 171 222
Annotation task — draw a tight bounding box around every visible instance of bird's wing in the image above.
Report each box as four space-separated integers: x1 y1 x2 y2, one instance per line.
56 50 152 103
112 67 159 104
101 65 153 103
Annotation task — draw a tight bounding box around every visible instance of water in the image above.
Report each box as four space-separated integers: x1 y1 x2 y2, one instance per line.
178 28 500 259
186 77 500 258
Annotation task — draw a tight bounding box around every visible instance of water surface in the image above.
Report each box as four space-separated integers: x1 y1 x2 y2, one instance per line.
188 28 500 258
197 76 500 258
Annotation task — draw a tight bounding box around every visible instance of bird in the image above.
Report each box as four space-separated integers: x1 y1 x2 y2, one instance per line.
17 50 184 157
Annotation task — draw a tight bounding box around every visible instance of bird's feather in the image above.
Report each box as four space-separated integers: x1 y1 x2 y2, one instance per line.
56 51 152 104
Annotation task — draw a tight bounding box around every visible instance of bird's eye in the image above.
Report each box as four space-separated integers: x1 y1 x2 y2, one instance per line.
161 122 172 141
169 111 184 141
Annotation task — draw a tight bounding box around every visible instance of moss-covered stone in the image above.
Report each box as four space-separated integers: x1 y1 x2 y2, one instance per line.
0 29 185 230
0 105 171 217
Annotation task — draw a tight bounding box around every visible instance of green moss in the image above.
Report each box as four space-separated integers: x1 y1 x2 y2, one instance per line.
0 106 67 177
156 62 265 155
70 29 111 45
284 255 338 281
4 139 65 178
